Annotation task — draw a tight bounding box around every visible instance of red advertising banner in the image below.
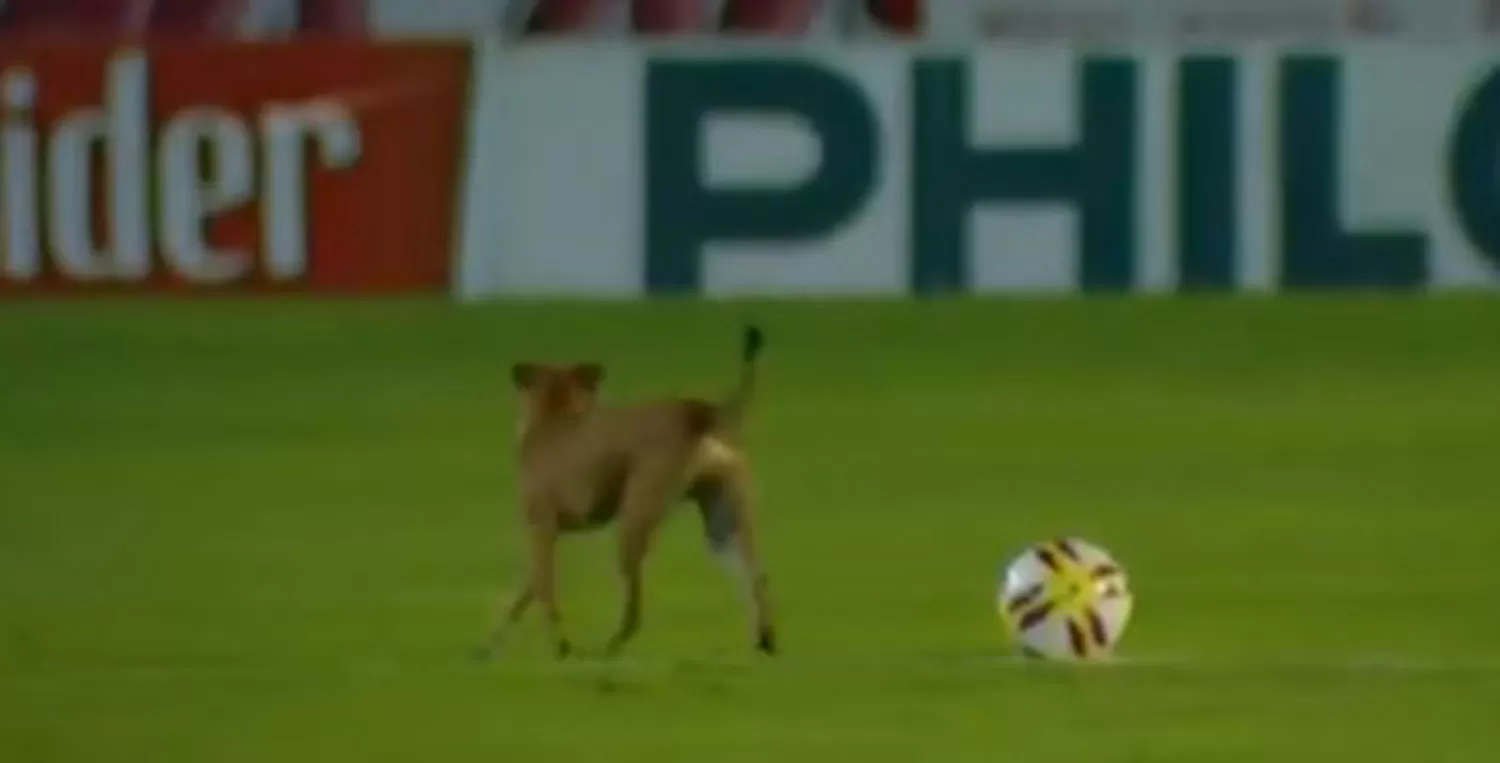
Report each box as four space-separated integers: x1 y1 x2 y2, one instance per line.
0 40 468 295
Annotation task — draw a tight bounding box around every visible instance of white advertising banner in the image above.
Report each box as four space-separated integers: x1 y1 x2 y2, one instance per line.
456 39 1500 299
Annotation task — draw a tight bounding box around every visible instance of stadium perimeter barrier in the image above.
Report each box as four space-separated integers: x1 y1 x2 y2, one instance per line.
2 35 1499 299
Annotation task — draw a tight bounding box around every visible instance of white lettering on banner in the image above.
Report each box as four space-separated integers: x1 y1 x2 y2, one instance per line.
159 109 256 283
0 51 363 285
43 53 150 281
2 70 40 282
260 103 362 280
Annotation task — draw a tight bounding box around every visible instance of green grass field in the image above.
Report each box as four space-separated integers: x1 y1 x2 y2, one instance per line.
2 297 1498 761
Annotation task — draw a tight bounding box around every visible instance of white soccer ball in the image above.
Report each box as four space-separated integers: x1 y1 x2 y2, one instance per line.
997 537 1134 661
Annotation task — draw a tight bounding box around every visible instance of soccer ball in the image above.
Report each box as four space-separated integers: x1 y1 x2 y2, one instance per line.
997 537 1134 661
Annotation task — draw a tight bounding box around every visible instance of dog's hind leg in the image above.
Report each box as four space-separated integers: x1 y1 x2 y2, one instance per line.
692 472 777 655
474 581 533 660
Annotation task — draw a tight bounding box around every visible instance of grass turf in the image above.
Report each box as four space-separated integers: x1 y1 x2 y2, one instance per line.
1 296 1497 761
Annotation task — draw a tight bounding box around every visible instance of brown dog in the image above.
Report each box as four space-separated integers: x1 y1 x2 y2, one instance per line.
478 326 776 659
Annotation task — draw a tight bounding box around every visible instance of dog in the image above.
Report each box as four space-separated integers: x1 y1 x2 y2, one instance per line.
477 326 776 659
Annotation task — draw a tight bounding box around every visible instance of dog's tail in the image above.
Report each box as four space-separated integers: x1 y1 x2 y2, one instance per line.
686 325 764 439
722 324 764 430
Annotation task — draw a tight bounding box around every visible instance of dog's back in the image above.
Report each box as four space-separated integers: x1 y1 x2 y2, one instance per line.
515 325 763 515
519 396 736 529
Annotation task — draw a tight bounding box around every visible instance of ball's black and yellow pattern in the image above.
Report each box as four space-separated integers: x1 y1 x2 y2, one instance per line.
998 538 1133 661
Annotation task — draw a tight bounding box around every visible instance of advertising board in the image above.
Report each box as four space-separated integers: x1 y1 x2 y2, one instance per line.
0 41 468 295
458 41 1500 299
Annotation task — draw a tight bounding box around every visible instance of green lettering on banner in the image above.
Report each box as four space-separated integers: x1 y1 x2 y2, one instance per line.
643 59 877 294
910 58 1137 294
1278 56 1427 289
1447 64 1500 273
1177 56 1237 290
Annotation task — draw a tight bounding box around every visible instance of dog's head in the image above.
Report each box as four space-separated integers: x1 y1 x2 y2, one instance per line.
510 362 604 436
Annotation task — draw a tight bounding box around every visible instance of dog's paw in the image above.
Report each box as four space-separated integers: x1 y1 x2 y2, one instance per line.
602 638 628 660
756 628 778 656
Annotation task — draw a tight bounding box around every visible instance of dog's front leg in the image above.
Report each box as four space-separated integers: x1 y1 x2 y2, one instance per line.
528 521 571 659
474 582 533 660
604 467 681 657
603 516 652 657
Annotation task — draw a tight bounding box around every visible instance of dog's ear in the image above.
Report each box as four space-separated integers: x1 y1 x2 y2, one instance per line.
570 363 604 391
511 363 541 389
